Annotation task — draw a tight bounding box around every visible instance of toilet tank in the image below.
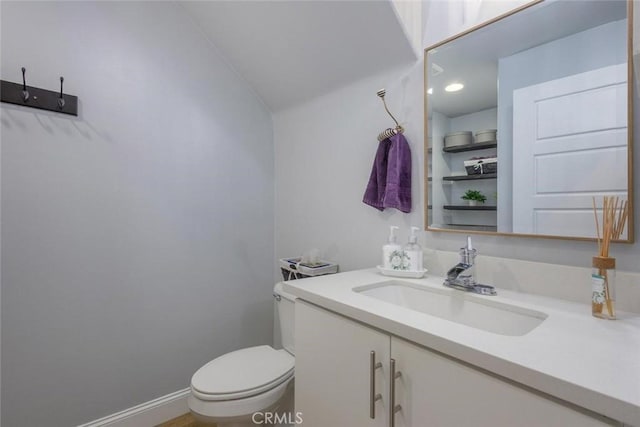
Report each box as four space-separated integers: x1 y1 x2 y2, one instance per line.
274 282 296 355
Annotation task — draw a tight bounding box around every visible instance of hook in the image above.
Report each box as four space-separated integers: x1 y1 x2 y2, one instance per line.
376 88 404 141
377 88 402 130
21 67 29 101
58 76 65 108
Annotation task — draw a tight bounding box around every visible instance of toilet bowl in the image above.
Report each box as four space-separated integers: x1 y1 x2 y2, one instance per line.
188 283 296 426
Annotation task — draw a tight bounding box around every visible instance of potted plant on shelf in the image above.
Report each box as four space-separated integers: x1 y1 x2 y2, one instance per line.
461 190 487 206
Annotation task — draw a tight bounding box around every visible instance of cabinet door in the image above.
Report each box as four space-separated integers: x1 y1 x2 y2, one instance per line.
391 337 617 427
295 301 389 427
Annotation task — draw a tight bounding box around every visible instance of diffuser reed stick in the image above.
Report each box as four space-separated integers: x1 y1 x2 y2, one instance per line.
591 196 628 319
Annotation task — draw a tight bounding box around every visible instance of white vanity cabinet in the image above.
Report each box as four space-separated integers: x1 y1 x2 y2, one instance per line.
295 300 619 427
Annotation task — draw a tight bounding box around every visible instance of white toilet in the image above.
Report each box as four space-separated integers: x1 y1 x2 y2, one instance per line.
188 282 296 426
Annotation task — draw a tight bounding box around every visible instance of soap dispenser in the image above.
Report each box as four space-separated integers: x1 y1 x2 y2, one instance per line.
382 226 404 270
404 226 423 271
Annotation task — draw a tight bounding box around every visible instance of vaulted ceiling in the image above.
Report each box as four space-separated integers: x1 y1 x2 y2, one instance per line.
181 1 418 112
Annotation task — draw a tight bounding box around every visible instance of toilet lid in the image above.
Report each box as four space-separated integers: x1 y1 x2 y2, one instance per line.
191 345 294 400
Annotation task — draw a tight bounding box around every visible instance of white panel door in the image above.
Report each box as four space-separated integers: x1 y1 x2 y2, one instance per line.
295 301 390 427
512 63 627 237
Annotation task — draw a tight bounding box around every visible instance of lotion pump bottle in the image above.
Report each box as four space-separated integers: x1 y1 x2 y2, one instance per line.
382 226 402 269
404 226 423 271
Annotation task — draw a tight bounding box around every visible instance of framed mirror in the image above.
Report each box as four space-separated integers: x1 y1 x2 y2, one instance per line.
424 0 633 242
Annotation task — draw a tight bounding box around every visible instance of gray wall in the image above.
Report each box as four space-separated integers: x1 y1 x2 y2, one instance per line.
1 2 274 426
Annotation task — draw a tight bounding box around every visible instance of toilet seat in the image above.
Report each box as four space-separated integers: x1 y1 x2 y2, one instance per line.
188 377 293 420
191 345 294 401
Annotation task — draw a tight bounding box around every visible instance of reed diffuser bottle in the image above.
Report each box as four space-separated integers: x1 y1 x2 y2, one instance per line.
592 256 616 319
591 196 628 320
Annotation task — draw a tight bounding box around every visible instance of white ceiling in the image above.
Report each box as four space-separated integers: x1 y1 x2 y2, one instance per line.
181 0 417 112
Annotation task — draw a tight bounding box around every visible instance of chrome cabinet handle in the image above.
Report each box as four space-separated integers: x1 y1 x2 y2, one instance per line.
370 351 383 419
389 358 402 427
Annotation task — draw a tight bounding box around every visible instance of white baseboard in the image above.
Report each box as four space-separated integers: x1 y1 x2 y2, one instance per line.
77 388 190 427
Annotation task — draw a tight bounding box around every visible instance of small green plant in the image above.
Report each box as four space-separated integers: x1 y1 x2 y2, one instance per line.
461 190 487 203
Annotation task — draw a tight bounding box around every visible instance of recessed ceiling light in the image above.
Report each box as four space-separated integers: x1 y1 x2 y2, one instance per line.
427 88 433 95
445 83 464 92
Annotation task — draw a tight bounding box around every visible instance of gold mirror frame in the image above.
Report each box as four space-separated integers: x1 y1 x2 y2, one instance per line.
424 0 634 243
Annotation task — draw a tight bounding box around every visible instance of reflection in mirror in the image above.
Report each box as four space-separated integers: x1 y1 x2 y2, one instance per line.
425 0 633 241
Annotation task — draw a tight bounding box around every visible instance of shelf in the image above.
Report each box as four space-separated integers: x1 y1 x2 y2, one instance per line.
445 224 498 231
443 205 497 211
442 173 497 181
443 142 497 153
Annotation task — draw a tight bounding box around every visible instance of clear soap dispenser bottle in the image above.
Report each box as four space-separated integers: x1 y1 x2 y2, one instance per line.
404 226 423 271
382 226 404 270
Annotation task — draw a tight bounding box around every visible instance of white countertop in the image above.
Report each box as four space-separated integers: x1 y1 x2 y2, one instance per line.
283 269 640 426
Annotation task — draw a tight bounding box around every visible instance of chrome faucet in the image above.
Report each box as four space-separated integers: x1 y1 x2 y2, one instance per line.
443 237 496 296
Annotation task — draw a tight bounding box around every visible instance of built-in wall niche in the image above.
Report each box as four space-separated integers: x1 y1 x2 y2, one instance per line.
424 0 634 242
431 107 498 231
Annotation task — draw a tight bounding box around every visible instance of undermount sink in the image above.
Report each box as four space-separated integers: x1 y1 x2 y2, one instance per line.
353 280 547 336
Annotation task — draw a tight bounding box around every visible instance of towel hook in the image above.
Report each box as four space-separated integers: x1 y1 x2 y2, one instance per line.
1 67 78 115
376 89 403 141
21 67 29 101
58 76 65 108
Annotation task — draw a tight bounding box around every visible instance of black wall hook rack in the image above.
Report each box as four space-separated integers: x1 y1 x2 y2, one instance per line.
1 67 78 116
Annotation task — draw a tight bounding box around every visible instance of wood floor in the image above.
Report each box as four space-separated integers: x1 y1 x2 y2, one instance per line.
156 412 215 427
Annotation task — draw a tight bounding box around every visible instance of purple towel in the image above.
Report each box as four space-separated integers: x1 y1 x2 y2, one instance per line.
363 133 411 213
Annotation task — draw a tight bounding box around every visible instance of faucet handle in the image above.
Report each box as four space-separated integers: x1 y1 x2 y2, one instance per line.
459 247 476 266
